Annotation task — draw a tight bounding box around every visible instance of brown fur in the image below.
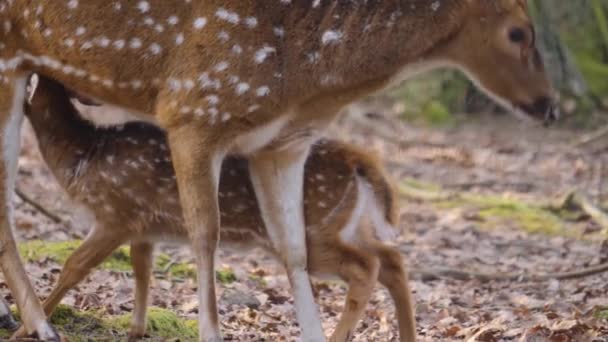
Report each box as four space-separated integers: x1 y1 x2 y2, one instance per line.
14 76 414 341
0 1 553 339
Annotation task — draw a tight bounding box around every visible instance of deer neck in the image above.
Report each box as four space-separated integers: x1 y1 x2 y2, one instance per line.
285 0 468 98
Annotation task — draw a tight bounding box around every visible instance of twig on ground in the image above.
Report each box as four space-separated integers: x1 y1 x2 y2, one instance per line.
347 109 449 150
398 181 608 234
570 124 608 148
554 190 608 233
15 187 63 224
409 261 608 282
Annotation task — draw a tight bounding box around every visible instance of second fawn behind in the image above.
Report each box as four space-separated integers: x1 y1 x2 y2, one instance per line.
23 75 416 342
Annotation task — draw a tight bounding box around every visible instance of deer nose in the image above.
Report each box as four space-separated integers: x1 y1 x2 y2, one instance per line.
533 96 559 126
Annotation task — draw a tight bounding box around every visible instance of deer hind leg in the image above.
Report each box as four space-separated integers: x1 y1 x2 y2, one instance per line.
250 146 325 342
375 245 416 342
11 227 125 339
326 246 380 342
165 123 224 342
0 76 59 341
129 241 154 341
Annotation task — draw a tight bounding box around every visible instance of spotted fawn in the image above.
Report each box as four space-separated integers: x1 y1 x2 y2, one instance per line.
17 75 414 341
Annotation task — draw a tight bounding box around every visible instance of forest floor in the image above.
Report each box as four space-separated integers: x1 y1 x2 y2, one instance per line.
0 101 607 341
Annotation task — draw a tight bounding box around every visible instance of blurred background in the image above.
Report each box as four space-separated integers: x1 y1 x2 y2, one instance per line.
373 0 608 128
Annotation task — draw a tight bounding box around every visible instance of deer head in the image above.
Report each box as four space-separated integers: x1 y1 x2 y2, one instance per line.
439 0 557 125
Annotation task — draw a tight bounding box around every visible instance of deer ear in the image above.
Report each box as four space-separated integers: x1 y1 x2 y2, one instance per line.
503 0 529 11
516 0 529 11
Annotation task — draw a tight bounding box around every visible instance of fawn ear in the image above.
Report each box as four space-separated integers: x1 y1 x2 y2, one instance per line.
26 73 39 105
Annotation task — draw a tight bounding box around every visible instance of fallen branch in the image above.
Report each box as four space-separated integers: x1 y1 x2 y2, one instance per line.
409 261 608 282
570 124 608 148
15 187 63 224
347 109 449 150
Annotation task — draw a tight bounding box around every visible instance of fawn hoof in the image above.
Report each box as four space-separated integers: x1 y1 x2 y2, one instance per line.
11 320 61 342
128 331 148 342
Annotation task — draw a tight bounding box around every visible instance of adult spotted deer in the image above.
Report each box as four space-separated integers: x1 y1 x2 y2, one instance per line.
0 1 553 340
14 75 414 341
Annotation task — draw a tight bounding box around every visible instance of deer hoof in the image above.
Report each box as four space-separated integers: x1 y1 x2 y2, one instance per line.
11 320 61 342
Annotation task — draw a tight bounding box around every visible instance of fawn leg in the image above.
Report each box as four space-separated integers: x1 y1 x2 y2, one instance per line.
329 247 379 342
250 146 325 342
12 228 125 339
129 241 154 341
166 125 224 342
0 76 59 341
376 246 416 342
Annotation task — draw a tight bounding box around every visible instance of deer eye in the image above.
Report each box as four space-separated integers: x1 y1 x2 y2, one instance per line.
508 27 526 44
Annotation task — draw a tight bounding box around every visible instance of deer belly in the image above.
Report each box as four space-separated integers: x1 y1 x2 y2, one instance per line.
232 114 292 155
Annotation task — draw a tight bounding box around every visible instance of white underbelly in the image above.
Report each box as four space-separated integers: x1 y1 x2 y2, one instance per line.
232 114 292 155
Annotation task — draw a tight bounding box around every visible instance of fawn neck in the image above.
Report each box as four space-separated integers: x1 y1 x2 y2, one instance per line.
25 85 105 185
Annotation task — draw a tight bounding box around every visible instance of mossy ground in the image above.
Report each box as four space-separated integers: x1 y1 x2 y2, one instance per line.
400 178 595 239
0 305 198 341
18 240 133 271
20 240 237 283
11 240 238 340
594 307 608 320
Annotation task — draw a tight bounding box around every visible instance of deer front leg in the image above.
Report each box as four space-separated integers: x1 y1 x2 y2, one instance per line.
129 241 154 341
166 125 224 342
0 76 59 341
250 146 326 342
12 227 125 339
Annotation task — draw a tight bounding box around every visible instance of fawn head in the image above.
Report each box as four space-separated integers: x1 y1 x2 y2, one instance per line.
442 0 557 124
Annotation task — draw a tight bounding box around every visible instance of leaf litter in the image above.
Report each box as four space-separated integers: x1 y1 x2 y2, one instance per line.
0 109 606 340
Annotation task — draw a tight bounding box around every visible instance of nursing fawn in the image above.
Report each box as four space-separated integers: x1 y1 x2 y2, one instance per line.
0 1 553 339
16 76 414 341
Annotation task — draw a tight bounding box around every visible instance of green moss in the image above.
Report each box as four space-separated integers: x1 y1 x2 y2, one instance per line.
107 307 198 340
0 328 10 339
248 274 267 287
422 101 452 126
477 205 567 236
156 253 197 279
400 180 575 237
445 192 569 236
49 305 111 341
18 240 133 271
575 54 608 96
103 246 132 271
9 305 119 341
402 177 442 192
18 240 81 265
388 70 466 126
155 254 236 283
7 304 197 340
19 241 237 284
216 267 237 284
594 307 608 320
